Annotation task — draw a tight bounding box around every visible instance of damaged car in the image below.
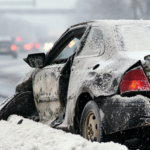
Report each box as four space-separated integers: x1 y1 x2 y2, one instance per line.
1 20 150 149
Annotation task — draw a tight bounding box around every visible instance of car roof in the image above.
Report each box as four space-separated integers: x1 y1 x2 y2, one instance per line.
71 20 150 29
95 20 150 26
72 20 150 60
70 21 94 28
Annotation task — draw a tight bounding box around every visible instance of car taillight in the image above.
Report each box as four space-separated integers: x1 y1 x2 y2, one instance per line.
11 45 16 51
35 43 40 49
120 69 150 94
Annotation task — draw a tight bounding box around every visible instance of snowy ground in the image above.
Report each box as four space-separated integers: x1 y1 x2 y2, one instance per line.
0 115 128 150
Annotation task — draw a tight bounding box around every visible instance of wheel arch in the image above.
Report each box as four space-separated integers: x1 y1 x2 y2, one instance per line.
73 92 106 134
73 92 93 133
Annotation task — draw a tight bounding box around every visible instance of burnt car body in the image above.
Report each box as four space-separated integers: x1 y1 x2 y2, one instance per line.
1 20 150 149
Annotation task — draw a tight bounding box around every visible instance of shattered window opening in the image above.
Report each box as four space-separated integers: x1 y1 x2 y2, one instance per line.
79 27 105 56
56 38 80 59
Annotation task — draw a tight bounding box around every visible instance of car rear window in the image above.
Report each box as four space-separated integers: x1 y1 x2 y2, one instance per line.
79 27 105 56
116 25 150 52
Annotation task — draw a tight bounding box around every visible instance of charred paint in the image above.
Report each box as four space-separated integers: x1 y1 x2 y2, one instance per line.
0 92 38 121
32 64 65 125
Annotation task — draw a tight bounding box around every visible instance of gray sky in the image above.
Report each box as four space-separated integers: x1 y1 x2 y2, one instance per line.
0 0 77 8
0 0 77 37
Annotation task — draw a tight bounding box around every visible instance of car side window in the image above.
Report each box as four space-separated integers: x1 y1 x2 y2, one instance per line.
46 28 85 65
56 38 80 59
78 27 105 56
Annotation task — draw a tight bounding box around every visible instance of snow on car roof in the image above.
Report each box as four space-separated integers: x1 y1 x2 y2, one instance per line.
65 20 149 29
0 115 128 150
90 20 150 58
91 20 150 25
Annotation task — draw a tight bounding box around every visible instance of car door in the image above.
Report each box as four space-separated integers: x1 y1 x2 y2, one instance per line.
33 26 86 125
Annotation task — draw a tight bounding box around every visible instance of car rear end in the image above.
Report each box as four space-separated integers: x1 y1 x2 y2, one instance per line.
109 22 150 148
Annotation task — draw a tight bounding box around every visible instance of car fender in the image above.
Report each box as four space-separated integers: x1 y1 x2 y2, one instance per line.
16 68 36 92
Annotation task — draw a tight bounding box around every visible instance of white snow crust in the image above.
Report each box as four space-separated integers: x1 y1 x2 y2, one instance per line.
117 24 150 52
0 115 128 150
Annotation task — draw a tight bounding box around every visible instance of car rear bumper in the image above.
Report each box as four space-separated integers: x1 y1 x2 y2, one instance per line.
96 95 150 134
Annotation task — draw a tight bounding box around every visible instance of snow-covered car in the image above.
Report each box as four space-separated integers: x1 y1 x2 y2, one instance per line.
1 20 150 149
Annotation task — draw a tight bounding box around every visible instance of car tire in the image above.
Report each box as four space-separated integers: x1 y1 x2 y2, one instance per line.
80 101 102 142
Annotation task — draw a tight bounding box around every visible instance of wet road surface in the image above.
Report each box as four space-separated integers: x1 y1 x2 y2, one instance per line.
0 53 31 102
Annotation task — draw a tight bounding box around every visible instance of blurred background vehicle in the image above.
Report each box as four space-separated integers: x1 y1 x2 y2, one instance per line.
16 39 41 53
0 36 18 58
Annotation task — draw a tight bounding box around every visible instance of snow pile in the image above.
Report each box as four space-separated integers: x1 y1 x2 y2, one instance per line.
0 115 128 150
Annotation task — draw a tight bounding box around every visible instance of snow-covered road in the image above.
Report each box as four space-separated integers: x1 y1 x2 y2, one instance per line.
0 115 128 150
0 53 31 102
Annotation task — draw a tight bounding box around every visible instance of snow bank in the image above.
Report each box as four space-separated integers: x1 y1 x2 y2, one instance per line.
0 115 128 150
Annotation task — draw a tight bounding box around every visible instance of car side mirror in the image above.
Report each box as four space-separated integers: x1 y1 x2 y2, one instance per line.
23 53 46 68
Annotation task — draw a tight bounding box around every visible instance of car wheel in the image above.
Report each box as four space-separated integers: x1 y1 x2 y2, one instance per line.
80 101 102 142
